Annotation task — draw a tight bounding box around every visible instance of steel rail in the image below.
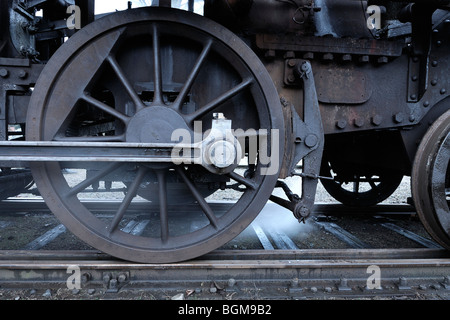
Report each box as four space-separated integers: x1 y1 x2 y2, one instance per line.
0 199 416 215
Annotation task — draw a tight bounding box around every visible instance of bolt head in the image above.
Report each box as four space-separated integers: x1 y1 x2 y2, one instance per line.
336 119 347 130
371 115 382 126
354 118 365 128
394 113 404 124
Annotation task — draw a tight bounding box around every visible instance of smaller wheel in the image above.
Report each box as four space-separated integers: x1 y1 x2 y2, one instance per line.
412 109 450 249
320 160 403 207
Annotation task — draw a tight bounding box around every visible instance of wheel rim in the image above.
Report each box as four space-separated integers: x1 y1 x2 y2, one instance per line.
26 8 284 263
412 109 450 249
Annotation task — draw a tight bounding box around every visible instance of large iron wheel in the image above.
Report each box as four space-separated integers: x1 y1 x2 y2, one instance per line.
26 8 284 263
412 109 450 249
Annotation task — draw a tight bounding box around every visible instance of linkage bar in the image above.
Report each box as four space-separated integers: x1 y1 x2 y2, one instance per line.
0 141 192 163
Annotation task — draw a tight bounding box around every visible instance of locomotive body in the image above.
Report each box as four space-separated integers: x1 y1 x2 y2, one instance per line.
0 0 448 262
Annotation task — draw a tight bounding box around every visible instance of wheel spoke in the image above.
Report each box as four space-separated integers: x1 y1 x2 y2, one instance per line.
106 55 146 111
108 166 147 234
66 163 122 197
152 23 164 105
81 93 131 124
184 78 253 123
227 171 257 190
175 166 219 229
155 170 169 243
353 181 360 194
173 39 213 112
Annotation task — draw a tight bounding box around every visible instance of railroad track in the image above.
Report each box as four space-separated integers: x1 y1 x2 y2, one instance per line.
0 199 449 300
0 249 449 300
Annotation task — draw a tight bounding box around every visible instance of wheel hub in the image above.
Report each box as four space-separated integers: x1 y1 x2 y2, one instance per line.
207 140 237 169
126 106 190 143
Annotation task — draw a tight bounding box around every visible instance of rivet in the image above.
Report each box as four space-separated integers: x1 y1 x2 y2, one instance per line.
432 60 438 67
441 88 447 94
342 54 352 62
423 101 430 108
0 69 8 78
411 75 418 82
117 273 127 283
228 278 236 288
284 51 295 59
81 273 91 283
410 94 417 100
18 70 28 79
305 134 318 148
303 52 314 60
431 79 438 86
378 56 388 64
359 55 370 63
323 53 334 61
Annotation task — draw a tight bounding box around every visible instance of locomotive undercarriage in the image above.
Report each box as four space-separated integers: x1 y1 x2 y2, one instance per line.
0 0 448 262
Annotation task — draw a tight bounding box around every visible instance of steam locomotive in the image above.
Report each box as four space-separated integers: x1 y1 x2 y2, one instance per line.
0 0 448 262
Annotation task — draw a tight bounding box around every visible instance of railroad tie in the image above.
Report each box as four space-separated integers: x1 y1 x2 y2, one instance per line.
252 224 274 250
314 221 371 249
23 224 67 250
380 222 443 249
